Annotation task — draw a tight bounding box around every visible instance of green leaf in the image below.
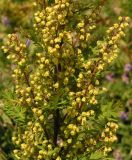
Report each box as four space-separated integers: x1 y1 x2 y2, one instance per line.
0 150 7 160
2 90 26 125
90 151 105 160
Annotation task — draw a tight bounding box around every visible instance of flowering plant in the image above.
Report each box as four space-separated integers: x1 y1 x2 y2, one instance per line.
2 0 129 159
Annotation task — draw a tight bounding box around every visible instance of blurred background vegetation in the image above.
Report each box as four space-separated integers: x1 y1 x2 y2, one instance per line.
0 0 131 159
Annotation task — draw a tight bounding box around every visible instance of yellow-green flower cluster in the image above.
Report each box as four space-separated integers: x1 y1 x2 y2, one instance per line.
2 0 129 159
2 34 35 107
29 52 53 105
12 121 43 159
66 16 129 109
97 16 129 66
101 122 119 154
12 122 60 159
34 0 72 58
101 122 118 142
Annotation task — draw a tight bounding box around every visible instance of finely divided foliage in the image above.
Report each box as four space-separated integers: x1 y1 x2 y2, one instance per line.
2 0 129 159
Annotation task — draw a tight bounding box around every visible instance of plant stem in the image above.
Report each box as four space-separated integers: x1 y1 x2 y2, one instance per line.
53 109 60 146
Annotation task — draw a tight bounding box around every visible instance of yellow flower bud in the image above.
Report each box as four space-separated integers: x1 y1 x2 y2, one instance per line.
39 115 44 121
37 109 43 115
67 139 72 144
64 77 69 85
56 156 61 160
44 71 49 77
3 48 8 53
80 35 85 40
70 130 75 136
53 82 59 89
118 16 123 21
35 17 41 23
45 59 49 64
58 15 63 20
32 108 38 113
26 98 32 103
13 150 18 154
38 155 43 159
76 97 81 103
77 22 85 28
82 97 86 102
